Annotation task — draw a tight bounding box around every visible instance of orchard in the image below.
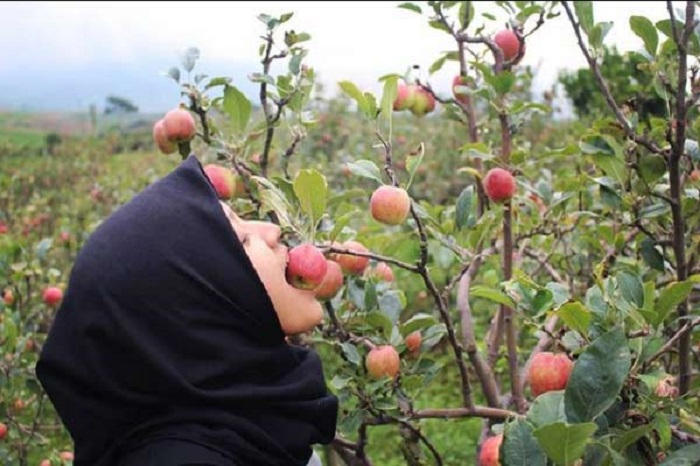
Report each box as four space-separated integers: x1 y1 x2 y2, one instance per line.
2 2 700 465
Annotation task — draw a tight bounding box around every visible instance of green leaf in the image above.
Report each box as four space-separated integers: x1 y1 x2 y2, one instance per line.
574 1 594 35
289 50 308 75
638 154 667 183
429 55 448 75
428 19 452 34
398 2 422 13
293 169 328 231
603 424 653 466
564 328 631 423
493 71 515 95
527 390 567 428
630 16 658 56
253 176 296 231
365 311 393 338
405 145 425 190
340 342 361 366
164 66 180 83
589 21 614 49
640 238 665 271
180 46 200 72
379 290 406 324
470 285 517 309
338 81 369 116
654 280 693 326
557 302 592 337
204 76 232 90
223 85 252 136
533 422 598 466
652 414 672 450
3 316 17 352
502 419 547 466
380 75 398 133
402 313 439 336
248 73 275 85
455 186 476 230
459 1 475 30
659 445 700 465
639 203 670 219
35 238 53 261
617 271 644 308
346 159 383 184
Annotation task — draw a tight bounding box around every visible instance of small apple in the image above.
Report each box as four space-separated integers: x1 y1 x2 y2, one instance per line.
366 345 400 380
286 244 329 290
410 87 436 117
393 83 417 111
2 289 13 306
370 185 411 225
405 331 421 355
332 241 370 275
152 119 177 155
314 260 344 300
690 169 700 182
0 221 7 234
479 434 503 466
494 29 524 63
40 460 51 466
59 451 75 462
528 351 574 397
42 287 63 307
0 422 7 440
372 262 394 283
163 107 197 143
203 164 237 200
452 75 471 105
483 168 516 203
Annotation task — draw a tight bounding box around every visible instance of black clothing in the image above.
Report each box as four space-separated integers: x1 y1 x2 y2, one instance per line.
36 155 338 466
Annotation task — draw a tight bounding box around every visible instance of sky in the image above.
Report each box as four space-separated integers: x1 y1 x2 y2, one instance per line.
0 1 688 114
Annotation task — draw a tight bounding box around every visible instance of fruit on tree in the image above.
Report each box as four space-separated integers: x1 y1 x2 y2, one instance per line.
494 29 524 62
332 241 370 275
42 287 63 307
690 169 700 182
0 422 7 440
39 460 50 466
203 164 237 200
370 185 411 225
528 351 574 397
163 107 196 143
452 75 471 105
152 119 177 155
59 451 75 462
483 168 516 203
393 83 417 111
405 331 421 355
479 434 503 466
2 289 13 306
410 87 436 117
366 345 400 379
285 244 329 291
372 262 394 282
314 260 344 300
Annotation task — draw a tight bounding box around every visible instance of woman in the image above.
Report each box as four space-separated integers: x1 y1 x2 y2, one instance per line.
35 155 339 465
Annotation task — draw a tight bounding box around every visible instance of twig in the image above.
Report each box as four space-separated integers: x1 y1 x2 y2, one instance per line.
326 245 419 273
645 318 700 366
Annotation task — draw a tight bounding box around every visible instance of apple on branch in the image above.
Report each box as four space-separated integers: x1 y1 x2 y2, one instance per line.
370 185 411 226
285 244 328 291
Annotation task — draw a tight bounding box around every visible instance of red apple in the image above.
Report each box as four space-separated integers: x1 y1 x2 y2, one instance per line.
405 331 421 354
528 351 574 397
286 244 328 290
0 422 7 440
59 451 75 462
40 460 51 466
163 107 196 143
0 221 8 234
483 168 516 203
370 185 411 225
314 260 344 300
690 169 700 182
366 345 400 379
372 262 394 282
332 241 370 275
203 164 237 200
479 434 503 466
494 29 524 63
393 83 417 111
42 287 63 307
452 75 471 105
410 87 436 117
152 119 177 155
2 289 13 306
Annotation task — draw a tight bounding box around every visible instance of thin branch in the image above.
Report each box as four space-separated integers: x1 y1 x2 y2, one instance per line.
326 245 419 273
645 318 700 366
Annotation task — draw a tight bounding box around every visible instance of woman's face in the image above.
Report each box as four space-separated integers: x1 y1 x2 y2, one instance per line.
219 202 324 336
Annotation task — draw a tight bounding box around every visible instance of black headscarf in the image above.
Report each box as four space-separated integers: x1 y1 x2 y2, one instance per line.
36 155 338 466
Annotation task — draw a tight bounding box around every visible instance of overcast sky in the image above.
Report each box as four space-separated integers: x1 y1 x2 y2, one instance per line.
0 1 688 113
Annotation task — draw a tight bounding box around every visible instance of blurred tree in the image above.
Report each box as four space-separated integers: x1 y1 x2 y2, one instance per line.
558 46 666 126
104 95 139 115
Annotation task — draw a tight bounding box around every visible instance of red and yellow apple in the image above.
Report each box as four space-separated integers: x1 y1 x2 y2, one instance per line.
203 164 237 200
0 422 7 441
332 241 370 275
410 87 436 117
393 83 417 111
479 434 503 466
452 75 471 105
405 331 421 355
370 185 411 225
527 351 574 397
366 345 400 379
42 287 63 307
152 119 177 155
163 107 197 143
285 244 329 291
494 29 524 63
314 260 344 300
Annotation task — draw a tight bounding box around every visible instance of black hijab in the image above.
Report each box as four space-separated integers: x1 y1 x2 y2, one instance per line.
36 155 338 466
